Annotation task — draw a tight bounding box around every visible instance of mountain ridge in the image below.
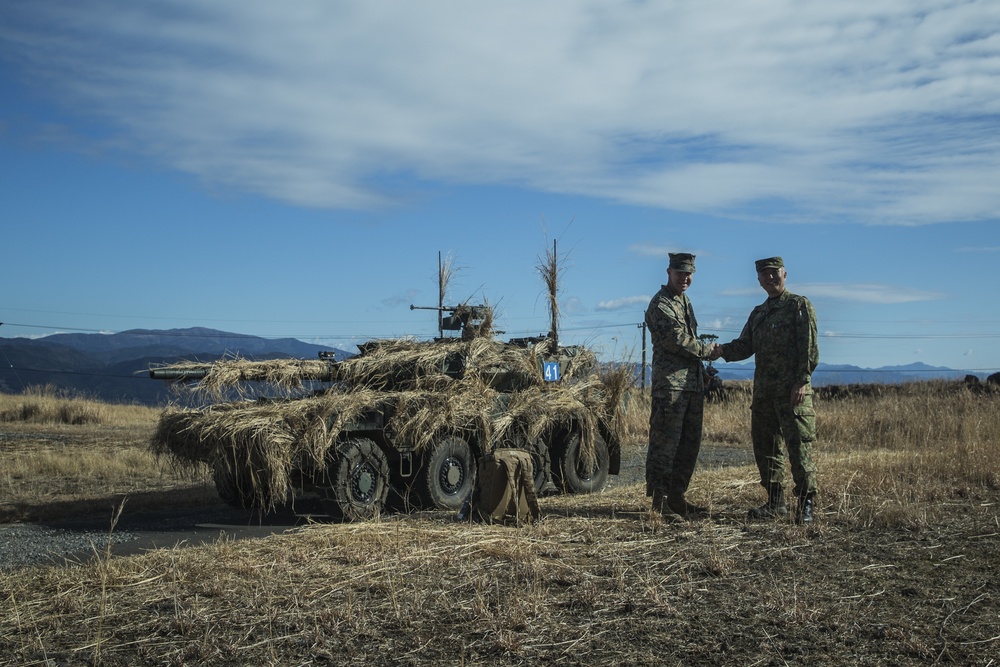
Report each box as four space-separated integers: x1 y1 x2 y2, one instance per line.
0 327 353 405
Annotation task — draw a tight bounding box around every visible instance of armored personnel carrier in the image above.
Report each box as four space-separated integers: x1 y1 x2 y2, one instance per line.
150 306 628 521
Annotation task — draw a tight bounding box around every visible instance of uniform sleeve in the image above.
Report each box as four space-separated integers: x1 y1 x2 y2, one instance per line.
721 313 755 362
795 297 819 385
645 296 713 360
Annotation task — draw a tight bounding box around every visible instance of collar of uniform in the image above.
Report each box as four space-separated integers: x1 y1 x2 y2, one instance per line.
664 284 686 300
766 290 792 303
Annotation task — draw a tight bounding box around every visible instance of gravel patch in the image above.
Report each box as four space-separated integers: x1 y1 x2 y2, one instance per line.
0 523 139 570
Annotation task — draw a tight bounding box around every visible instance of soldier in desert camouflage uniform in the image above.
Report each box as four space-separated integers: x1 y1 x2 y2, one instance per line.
717 257 819 524
645 253 719 519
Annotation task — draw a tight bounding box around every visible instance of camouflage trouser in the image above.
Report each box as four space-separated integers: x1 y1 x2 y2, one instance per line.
751 393 818 498
646 390 704 498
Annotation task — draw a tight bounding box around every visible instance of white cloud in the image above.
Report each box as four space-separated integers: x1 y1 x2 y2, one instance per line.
797 283 945 304
380 289 421 310
721 283 945 303
595 295 650 312
628 244 674 259
719 288 764 298
628 244 710 260
2 0 999 223
561 296 587 316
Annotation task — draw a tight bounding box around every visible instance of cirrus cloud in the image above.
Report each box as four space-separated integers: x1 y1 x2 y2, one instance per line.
2 0 998 224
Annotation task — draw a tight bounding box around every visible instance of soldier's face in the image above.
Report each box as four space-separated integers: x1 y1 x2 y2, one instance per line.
667 268 693 294
758 267 787 297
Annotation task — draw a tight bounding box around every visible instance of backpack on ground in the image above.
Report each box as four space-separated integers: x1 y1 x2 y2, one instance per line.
468 448 540 525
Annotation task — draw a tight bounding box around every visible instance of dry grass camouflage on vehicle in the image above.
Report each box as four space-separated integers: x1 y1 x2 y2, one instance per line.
150 334 631 520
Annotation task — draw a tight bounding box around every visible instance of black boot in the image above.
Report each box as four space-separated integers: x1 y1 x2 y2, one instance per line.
651 491 664 512
748 487 787 521
795 495 815 525
666 494 708 519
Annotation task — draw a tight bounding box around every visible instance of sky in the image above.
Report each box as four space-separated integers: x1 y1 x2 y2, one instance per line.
2 1 999 373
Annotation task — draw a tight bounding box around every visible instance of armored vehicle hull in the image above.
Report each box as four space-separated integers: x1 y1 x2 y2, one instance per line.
151 337 627 520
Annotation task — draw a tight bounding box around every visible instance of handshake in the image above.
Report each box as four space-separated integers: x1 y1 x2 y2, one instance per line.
708 344 724 362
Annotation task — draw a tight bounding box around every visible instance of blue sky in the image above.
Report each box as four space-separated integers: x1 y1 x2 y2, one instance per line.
2 1 999 372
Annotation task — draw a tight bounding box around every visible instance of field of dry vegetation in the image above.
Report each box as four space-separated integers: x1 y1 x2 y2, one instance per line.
1 382 998 666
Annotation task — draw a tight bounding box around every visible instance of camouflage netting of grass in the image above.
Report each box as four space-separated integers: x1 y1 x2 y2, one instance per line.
150 338 627 508
151 358 336 394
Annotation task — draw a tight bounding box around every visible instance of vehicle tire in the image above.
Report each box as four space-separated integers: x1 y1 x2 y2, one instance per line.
551 430 610 494
420 435 477 511
322 438 390 521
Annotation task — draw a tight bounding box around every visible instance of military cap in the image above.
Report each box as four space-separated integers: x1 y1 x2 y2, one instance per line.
668 252 697 273
755 256 784 272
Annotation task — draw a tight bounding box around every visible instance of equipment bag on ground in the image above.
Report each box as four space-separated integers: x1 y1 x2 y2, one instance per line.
470 449 540 525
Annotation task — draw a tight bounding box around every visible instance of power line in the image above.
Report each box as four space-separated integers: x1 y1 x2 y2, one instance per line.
0 366 148 381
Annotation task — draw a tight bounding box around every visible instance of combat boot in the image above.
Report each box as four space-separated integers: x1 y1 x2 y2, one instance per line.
666 494 708 519
795 494 815 525
747 487 787 521
651 491 664 512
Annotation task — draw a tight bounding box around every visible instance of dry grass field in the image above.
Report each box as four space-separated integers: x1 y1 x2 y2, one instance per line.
0 387 217 523
2 382 999 666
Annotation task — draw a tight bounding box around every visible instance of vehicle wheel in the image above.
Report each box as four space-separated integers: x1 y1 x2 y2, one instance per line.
212 458 270 510
420 435 477 511
551 430 610 494
322 438 389 521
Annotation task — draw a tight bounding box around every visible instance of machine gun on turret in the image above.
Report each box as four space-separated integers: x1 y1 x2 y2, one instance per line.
409 303 494 340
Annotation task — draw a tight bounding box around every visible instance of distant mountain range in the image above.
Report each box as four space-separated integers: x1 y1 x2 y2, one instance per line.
0 327 989 405
712 360 984 386
0 328 353 405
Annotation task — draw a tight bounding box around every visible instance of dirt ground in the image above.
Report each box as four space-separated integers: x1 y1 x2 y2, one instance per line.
2 429 998 666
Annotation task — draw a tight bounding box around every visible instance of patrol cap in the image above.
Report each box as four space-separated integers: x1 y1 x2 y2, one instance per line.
755 256 784 272
668 252 696 273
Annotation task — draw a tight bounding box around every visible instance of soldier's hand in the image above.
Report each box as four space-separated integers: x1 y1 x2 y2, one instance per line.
790 383 807 406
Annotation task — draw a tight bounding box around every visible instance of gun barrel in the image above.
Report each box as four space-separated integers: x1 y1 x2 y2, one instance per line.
149 367 210 380
149 362 338 383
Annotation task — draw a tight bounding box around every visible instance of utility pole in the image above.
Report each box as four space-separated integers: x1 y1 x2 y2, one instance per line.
638 321 647 389
437 251 444 339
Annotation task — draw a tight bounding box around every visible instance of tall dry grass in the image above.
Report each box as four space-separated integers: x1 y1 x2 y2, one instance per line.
630 381 1000 528
812 382 1000 528
0 388 212 522
620 383 753 446
4 380 999 529
0 385 160 426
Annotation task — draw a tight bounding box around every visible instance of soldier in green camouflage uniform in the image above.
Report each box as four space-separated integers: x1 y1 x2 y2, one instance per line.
645 253 718 518
718 257 819 524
